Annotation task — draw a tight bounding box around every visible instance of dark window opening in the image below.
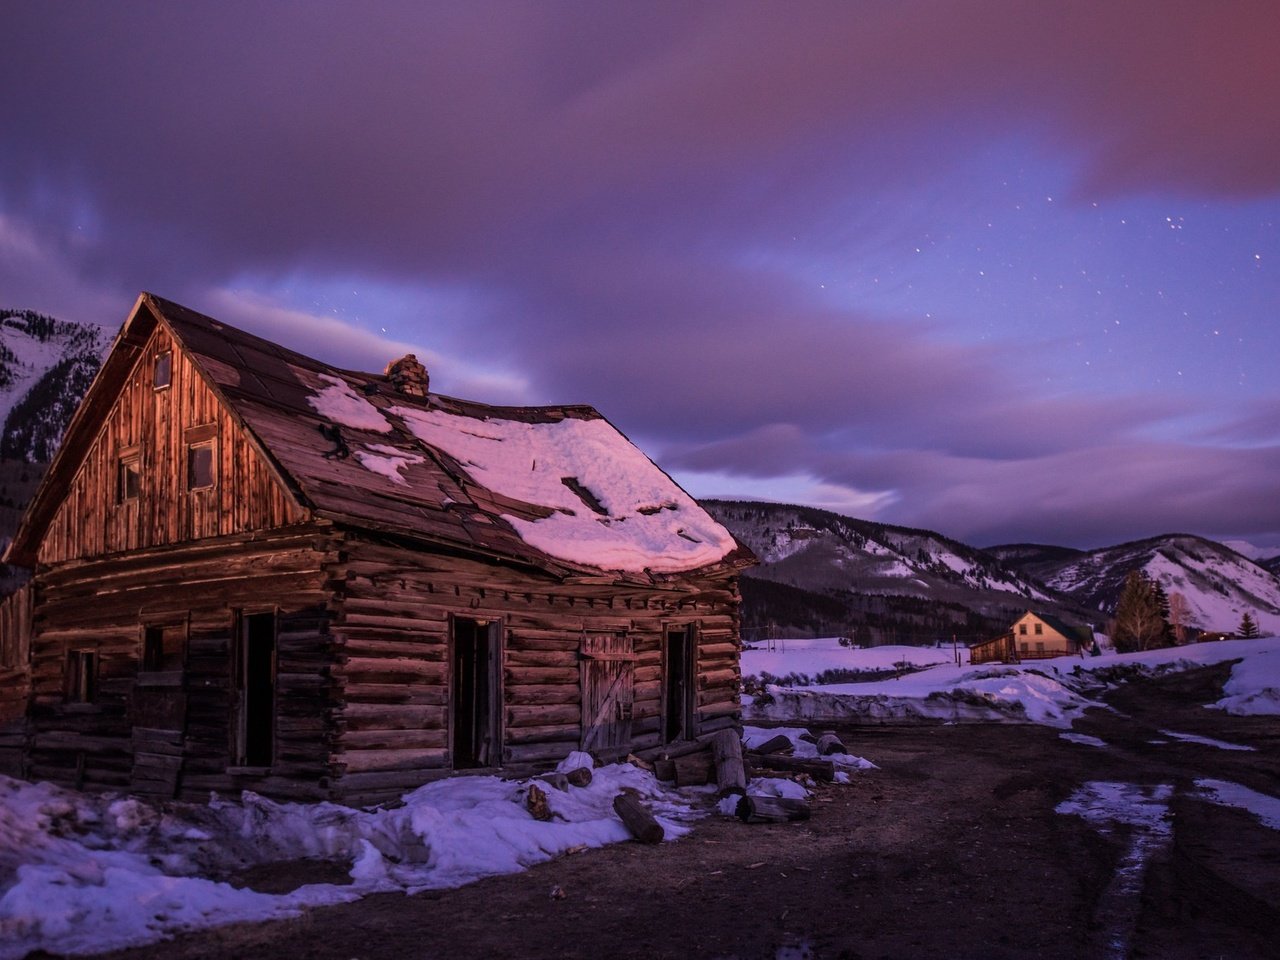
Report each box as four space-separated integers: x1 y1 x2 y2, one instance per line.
187 443 215 490
662 625 695 743
1034 622 1043 635
154 352 172 389
118 455 141 503
1018 623 1028 635
452 618 500 768
234 612 276 767
67 650 97 703
142 624 184 673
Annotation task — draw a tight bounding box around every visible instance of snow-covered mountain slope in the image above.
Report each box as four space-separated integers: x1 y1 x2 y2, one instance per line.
703 500 1095 642
709 500 1053 601
0 309 107 462
996 534 1280 635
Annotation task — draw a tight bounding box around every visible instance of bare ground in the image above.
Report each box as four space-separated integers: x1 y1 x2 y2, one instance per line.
93 664 1280 960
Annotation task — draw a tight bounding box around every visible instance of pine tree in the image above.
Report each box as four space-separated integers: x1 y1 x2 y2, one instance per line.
1238 612 1261 640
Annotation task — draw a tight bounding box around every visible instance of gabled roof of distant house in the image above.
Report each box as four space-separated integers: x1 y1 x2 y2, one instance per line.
1020 610 1093 644
6 293 754 580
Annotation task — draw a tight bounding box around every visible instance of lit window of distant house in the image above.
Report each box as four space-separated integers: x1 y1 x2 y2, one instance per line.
67 650 97 703
154 352 173 389
188 443 215 489
118 452 141 503
1034 622 1043 635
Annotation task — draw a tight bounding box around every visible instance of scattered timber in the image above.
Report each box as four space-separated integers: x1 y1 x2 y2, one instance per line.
736 794 811 824
613 791 664 844
749 734 793 756
710 728 746 797
816 733 847 756
753 754 836 782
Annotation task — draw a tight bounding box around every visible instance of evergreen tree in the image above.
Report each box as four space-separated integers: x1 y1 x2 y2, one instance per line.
1238 612 1261 640
1151 580 1174 646
1112 570 1169 652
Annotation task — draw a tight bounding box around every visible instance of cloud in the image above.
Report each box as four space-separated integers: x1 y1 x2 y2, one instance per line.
2 3 1279 549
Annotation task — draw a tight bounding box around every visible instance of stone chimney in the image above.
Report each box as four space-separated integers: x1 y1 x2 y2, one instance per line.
385 354 430 397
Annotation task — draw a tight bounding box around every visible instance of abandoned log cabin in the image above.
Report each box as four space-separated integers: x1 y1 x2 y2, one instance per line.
0 293 754 804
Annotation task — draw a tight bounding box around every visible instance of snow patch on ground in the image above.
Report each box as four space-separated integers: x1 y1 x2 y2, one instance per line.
1210 647 1280 715
1060 732 1107 748
1156 730 1256 752
0 764 701 958
1194 779 1280 830
1056 781 1174 959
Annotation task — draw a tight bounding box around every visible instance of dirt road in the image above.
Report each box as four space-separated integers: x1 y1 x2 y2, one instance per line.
99 665 1279 960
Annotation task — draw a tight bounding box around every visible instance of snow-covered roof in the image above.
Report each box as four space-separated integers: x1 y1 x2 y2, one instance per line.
9 294 749 578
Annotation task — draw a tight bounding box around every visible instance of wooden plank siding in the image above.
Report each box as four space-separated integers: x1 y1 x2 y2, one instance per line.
38 326 304 565
325 534 742 804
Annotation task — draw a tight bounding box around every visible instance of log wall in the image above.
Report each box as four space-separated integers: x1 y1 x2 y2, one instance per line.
0 583 33 774
24 527 339 800
39 325 305 565
327 534 743 804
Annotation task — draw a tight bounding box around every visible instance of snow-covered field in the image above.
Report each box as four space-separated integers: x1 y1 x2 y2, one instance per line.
745 636 1280 727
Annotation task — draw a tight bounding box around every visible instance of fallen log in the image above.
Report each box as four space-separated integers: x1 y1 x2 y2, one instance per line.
816 733 847 756
736 794 811 824
536 772 570 792
613 791 664 843
565 766 593 788
753 754 835 782
749 734 794 756
711 728 747 797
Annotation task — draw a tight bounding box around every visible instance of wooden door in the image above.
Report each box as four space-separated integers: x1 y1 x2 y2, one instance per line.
580 635 635 753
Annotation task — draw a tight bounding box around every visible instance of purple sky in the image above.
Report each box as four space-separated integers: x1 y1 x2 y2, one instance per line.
4 2 1279 550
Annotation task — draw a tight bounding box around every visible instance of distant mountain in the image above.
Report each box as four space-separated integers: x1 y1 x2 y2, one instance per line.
1262 556 1280 577
991 534 1280 635
0 309 107 462
704 500 1095 645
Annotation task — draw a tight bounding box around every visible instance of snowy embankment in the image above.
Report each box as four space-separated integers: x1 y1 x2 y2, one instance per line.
744 636 1280 727
743 639 961 680
0 758 699 958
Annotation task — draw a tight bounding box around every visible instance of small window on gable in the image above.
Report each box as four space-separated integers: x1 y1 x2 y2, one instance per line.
188 442 215 490
67 650 97 703
1034 622 1043 635
118 452 141 503
142 624 184 673
154 352 173 390
1018 623 1028 635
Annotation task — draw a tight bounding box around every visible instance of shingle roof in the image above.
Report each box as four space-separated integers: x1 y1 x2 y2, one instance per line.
7 293 754 581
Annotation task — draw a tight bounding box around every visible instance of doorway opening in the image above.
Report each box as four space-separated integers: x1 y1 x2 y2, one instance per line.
452 617 501 767
663 625 695 743
234 611 276 767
